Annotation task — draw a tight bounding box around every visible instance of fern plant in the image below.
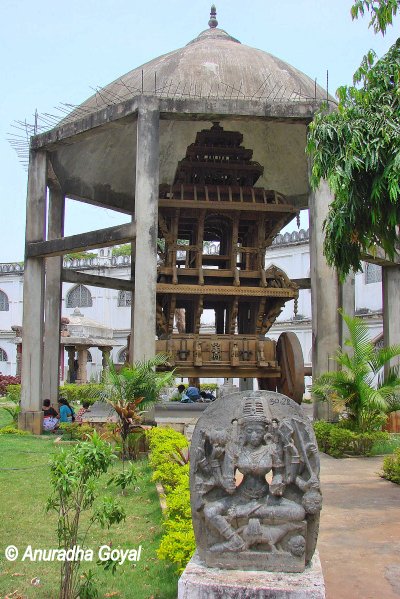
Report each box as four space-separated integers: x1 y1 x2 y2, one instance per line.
311 310 400 431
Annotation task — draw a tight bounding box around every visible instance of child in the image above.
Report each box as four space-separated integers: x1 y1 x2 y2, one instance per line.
76 401 90 423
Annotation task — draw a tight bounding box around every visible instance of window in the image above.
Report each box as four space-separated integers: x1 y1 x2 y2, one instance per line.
87 350 93 363
0 348 8 361
66 285 92 308
118 347 128 363
365 263 382 285
118 290 132 307
0 290 9 311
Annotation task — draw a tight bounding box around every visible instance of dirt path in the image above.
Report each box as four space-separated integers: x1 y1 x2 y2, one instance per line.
319 454 400 599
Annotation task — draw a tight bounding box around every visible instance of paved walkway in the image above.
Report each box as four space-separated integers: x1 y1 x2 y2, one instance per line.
319 454 400 599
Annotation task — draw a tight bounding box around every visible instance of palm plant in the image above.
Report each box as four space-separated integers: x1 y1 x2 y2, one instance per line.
311 310 400 432
102 354 175 458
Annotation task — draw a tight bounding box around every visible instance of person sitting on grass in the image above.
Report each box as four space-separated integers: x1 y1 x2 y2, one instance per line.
42 399 59 431
200 390 216 402
180 385 201 403
76 401 91 423
58 397 75 423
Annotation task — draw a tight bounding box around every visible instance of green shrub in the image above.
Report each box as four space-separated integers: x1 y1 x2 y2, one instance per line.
328 427 356 458
6 384 21 403
59 383 104 406
0 425 30 435
313 421 334 453
353 431 388 456
313 421 389 457
4 384 103 407
59 422 95 440
382 449 400 484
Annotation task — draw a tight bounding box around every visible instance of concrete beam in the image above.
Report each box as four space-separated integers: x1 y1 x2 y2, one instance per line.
27 222 136 258
293 277 311 290
158 199 297 214
30 96 328 151
62 269 133 291
362 247 400 267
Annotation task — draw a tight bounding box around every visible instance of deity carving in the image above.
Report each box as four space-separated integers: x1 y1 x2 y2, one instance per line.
210 342 222 361
190 391 322 572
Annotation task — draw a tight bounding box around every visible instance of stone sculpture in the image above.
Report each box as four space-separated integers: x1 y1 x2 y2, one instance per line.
190 391 322 573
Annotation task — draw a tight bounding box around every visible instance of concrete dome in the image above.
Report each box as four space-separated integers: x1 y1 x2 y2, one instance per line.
75 23 326 118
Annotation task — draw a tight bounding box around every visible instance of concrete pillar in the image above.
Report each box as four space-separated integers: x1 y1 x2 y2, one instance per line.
76 346 88 384
16 343 22 377
19 150 47 434
100 346 112 376
65 345 76 383
309 180 340 420
42 186 65 404
339 273 355 348
133 99 160 362
129 220 135 365
383 266 400 373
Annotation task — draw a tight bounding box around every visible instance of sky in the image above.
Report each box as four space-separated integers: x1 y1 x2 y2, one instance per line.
0 0 398 263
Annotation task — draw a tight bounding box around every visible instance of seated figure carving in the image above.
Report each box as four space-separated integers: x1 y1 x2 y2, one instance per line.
190 391 322 572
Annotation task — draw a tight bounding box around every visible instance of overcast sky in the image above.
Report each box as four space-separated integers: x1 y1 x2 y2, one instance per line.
0 0 397 262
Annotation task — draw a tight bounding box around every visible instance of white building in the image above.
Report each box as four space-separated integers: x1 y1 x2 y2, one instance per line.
0 230 383 382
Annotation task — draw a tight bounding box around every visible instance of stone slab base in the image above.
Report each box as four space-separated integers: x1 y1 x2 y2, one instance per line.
18 411 43 435
178 550 325 599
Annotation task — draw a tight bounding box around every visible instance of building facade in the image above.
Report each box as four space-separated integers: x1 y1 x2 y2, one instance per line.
0 231 383 384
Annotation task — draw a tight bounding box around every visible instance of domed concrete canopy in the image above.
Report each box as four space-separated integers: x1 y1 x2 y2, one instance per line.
74 25 326 117
34 8 332 215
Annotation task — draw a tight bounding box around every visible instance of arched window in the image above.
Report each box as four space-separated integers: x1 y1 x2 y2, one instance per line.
365 263 382 285
0 348 8 361
0 290 9 311
66 285 92 308
117 291 132 307
87 350 93 363
118 347 128 363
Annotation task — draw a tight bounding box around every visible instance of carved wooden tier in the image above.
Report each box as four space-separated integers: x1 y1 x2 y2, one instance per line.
156 123 304 401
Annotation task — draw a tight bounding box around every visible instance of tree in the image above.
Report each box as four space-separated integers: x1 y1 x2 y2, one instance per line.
307 2 400 279
351 0 400 34
311 311 400 431
47 433 125 599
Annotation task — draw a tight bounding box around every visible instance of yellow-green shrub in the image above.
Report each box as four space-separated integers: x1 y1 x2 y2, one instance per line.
382 449 400 484
0 425 30 435
147 427 195 572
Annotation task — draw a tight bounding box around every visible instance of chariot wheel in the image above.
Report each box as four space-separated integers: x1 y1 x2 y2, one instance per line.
276 332 305 404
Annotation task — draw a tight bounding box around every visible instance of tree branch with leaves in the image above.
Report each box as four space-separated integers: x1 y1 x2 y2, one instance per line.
307 2 400 279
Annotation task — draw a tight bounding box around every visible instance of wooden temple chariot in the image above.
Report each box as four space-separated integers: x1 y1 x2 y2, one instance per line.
154 123 305 402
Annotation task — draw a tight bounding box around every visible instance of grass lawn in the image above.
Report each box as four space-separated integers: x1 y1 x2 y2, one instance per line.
0 417 179 599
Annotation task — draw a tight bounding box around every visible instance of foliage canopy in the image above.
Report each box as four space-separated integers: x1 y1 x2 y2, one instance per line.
307 39 400 278
351 0 400 34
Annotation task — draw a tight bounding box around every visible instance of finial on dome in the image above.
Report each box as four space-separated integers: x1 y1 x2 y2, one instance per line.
208 4 218 29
